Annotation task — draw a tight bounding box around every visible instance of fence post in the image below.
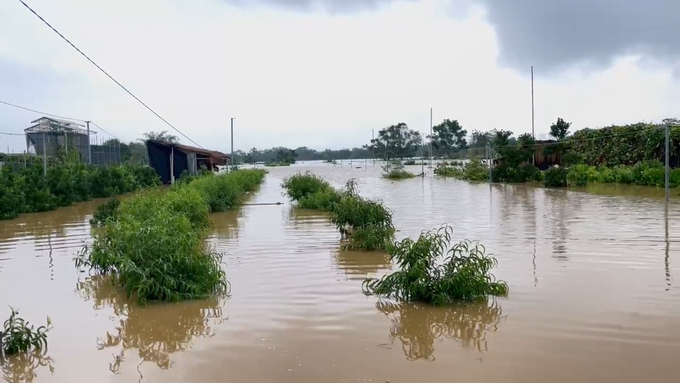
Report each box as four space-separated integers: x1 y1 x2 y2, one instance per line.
42 132 47 176
486 144 492 183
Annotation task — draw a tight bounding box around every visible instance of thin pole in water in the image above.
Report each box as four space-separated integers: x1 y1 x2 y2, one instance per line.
531 66 536 166
372 128 375 164
665 122 670 204
42 132 47 176
487 144 492 184
230 117 235 170
429 107 433 161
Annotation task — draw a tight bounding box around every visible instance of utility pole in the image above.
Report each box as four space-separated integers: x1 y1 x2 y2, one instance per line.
665 122 670 204
42 132 47 176
230 117 235 170
86 121 91 164
531 66 536 166
429 107 433 161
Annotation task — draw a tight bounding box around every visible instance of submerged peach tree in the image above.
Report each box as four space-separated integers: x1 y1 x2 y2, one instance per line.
76 169 267 304
362 225 508 305
282 173 395 251
1 308 52 357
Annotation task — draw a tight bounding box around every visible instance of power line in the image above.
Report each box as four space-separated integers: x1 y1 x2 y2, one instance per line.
16 0 204 149
0 100 87 122
90 122 122 142
0 131 26 136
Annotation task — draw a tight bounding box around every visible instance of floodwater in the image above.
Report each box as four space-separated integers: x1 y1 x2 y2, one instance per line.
2 161 680 382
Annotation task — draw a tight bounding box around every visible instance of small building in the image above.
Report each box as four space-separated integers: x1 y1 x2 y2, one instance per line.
25 117 93 159
146 140 229 184
534 140 561 169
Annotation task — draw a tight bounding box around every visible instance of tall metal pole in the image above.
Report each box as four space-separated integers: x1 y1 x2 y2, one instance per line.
486 144 492 183
531 66 536 166
665 123 670 204
230 117 235 170
170 145 175 184
531 66 535 138
86 121 91 164
429 107 433 160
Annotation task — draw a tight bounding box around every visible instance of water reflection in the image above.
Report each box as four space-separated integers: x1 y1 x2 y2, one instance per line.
375 299 504 361
334 249 391 280
211 210 241 240
76 276 226 373
1 350 54 383
543 189 572 261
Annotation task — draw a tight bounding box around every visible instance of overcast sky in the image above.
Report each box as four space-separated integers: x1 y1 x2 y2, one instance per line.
1 0 677 152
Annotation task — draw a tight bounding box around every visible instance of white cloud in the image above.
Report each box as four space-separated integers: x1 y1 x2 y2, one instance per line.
0 0 677 153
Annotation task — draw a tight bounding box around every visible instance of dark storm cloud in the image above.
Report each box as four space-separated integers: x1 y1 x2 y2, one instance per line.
222 0 415 13
475 0 680 72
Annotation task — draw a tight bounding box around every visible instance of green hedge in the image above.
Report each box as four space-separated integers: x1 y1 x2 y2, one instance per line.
0 162 161 220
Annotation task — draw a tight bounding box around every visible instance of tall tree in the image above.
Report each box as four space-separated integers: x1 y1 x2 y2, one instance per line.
549 118 571 140
427 119 468 153
368 123 423 159
144 130 179 144
469 130 493 148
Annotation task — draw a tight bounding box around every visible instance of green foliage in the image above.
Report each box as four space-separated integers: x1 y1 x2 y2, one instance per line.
75 169 266 304
493 163 542 183
368 123 423 159
298 188 342 210
463 157 490 181
562 161 676 188
90 197 121 227
382 161 416 179
433 163 463 178
427 119 468 150
0 163 160 221
282 172 333 201
363 226 508 305
565 123 679 167
283 175 395 251
549 118 571 140
1 308 51 356
543 166 567 187
566 164 598 187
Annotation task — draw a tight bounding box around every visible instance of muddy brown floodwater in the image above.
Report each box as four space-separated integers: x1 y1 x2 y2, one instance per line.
2 161 680 382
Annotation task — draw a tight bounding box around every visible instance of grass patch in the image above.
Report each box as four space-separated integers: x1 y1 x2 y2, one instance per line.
76 169 266 305
90 197 121 227
1 308 52 356
363 225 508 305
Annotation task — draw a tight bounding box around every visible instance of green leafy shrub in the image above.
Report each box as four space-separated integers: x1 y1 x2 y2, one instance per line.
363 225 508 305
1 308 51 356
433 163 463 177
382 161 416 179
298 188 342 210
566 164 598 187
282 172 333 201
462 157 489 181
543 166 567 187
0 166 25 220
75 169 266 304
90 197 121 227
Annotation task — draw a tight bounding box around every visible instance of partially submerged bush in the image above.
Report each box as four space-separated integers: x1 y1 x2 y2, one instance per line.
90 197 121 226
363 225 508 305
76 169 266 304
282 172 333 201
462 157 490 181
283 175 395 251
1 308 52 356
492 163 542 183
382 161 416 180
433 163 463 178
543 166 567 187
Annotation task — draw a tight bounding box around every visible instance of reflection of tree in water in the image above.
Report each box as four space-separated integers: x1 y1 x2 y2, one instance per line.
334 250 391 280
76 276 226 373
543 189 574 261
375 299 504 361
1 350 55 383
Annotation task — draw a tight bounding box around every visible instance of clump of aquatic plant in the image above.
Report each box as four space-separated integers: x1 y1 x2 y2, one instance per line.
298 188 342 210
382 161 416 180
1 308 52 356
282 172 333 201
363 225 508 305
90 197 121 226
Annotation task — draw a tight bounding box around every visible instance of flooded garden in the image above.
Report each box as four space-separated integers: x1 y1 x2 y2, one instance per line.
1 162 680 382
